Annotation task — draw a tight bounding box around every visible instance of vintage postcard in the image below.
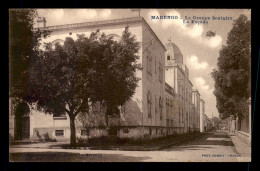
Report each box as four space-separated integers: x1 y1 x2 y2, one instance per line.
9 9 251 162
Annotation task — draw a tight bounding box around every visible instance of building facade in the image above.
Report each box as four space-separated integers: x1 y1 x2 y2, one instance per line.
164 42 195 134
9 16 204 142
191 89 200 132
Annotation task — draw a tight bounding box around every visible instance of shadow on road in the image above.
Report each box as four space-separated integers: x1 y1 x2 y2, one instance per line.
9 152 151 162
163 131 234 151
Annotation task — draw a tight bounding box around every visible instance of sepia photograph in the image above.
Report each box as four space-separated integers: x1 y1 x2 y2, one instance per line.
9 8 251 162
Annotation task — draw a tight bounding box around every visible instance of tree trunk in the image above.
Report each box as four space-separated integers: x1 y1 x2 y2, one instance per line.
105 103 111 127
105 108 109 127
69 115 76 146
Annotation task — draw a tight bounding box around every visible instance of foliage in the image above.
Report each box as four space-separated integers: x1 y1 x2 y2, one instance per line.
211 14 250 119
211 117 221 125
9 9 50 101
28 27 141 145
87 27 141 125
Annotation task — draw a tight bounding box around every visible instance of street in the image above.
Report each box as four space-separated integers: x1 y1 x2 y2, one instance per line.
9 131 246 162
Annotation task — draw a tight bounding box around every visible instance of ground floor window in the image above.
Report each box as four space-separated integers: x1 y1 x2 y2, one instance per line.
55 130 64 137
108 128 118 136
149 128 152 135
123 128 129 134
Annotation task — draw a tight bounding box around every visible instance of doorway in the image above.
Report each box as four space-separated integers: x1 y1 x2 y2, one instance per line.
14 103 30 140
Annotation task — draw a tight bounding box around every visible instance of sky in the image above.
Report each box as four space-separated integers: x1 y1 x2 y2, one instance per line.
36 9 251 119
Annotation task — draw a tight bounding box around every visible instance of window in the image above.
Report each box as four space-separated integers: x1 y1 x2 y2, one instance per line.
159 62 163 82
182 108 184 123
179 107 181 123
53 112 66 118
108 128 117 136
155 97 157 119
81 130 89 136
155 59 157 74
106 34 121 42
51 39 64 48
55 130 64 137
147 91 152 118
166 98 169 119
147 55 152 75
149 128 152 135
159 97 163 120
123 128 129 133
167 55 171 60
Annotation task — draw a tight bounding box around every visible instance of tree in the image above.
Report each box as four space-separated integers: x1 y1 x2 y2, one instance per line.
212 117 221 126
9 9 50 102
87 27 141 126
29 36 94 146
211 14 251 120
29 27 141 146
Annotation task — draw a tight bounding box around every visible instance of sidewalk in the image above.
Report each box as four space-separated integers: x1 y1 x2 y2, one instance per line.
10 132 204 151
229 133 251 162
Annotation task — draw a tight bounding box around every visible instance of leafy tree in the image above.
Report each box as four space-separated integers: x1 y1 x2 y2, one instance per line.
29 36 94 146
211 14 251 120
87 27 141 126
29 27 141 146
9 9 50 101
212 117 221 126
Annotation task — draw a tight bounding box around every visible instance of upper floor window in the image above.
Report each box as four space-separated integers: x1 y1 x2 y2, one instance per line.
51 39 64 49
155 96 157 118
159 97 163 120
147 91 152 118
167 55 171 60
159 62 163 82
179 107 181 123
106 34 121 42
166 98 169 117
53 111 66 118
155 59 157 74
147 55 152 75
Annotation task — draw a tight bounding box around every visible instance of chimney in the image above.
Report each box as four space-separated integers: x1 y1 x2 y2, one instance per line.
37 17 46 28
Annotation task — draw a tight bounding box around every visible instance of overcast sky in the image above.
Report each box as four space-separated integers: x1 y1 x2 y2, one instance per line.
36 9 251 119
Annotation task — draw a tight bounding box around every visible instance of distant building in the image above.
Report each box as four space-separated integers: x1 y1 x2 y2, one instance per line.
204 114 212 132
191 89 200 132
164 42 194 134
200 99 205 132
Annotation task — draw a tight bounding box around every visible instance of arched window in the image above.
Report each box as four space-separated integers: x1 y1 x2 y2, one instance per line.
106 34 121 42
147 54 152 75
147 91 152 118
159 97 163 120
51 39 64 48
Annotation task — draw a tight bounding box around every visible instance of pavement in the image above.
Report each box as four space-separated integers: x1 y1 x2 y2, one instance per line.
228 132 251 162
9 130 250 162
